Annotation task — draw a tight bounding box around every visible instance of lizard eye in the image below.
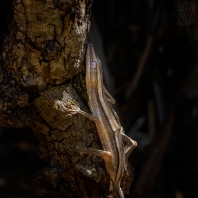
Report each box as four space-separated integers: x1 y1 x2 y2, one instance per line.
91 61 97 68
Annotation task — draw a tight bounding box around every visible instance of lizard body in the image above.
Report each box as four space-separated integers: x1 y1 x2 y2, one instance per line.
58 44 137 198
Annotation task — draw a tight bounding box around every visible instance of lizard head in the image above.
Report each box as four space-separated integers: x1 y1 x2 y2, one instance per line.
86 43 103 89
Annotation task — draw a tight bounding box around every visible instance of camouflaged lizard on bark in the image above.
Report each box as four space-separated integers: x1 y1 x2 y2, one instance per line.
58 44 137 198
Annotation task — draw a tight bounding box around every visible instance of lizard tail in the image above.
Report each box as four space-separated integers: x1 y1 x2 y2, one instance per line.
114 183 125 198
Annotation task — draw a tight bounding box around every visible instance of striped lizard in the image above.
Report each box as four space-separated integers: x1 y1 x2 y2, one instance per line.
58 44 137 197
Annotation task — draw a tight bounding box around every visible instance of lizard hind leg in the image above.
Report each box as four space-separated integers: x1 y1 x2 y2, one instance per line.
75 146 120 190
75 146 113 163
76 147 124 198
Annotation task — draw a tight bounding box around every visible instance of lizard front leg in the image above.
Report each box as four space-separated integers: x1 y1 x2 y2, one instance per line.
103 86 116 104
56 100 98 122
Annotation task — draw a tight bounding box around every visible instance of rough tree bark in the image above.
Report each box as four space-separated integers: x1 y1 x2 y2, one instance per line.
0 0 134 197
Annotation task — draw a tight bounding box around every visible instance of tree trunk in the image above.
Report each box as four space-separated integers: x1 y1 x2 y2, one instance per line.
0 0 133 197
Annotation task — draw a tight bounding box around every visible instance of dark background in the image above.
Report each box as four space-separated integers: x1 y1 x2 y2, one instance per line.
1 0 198 197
